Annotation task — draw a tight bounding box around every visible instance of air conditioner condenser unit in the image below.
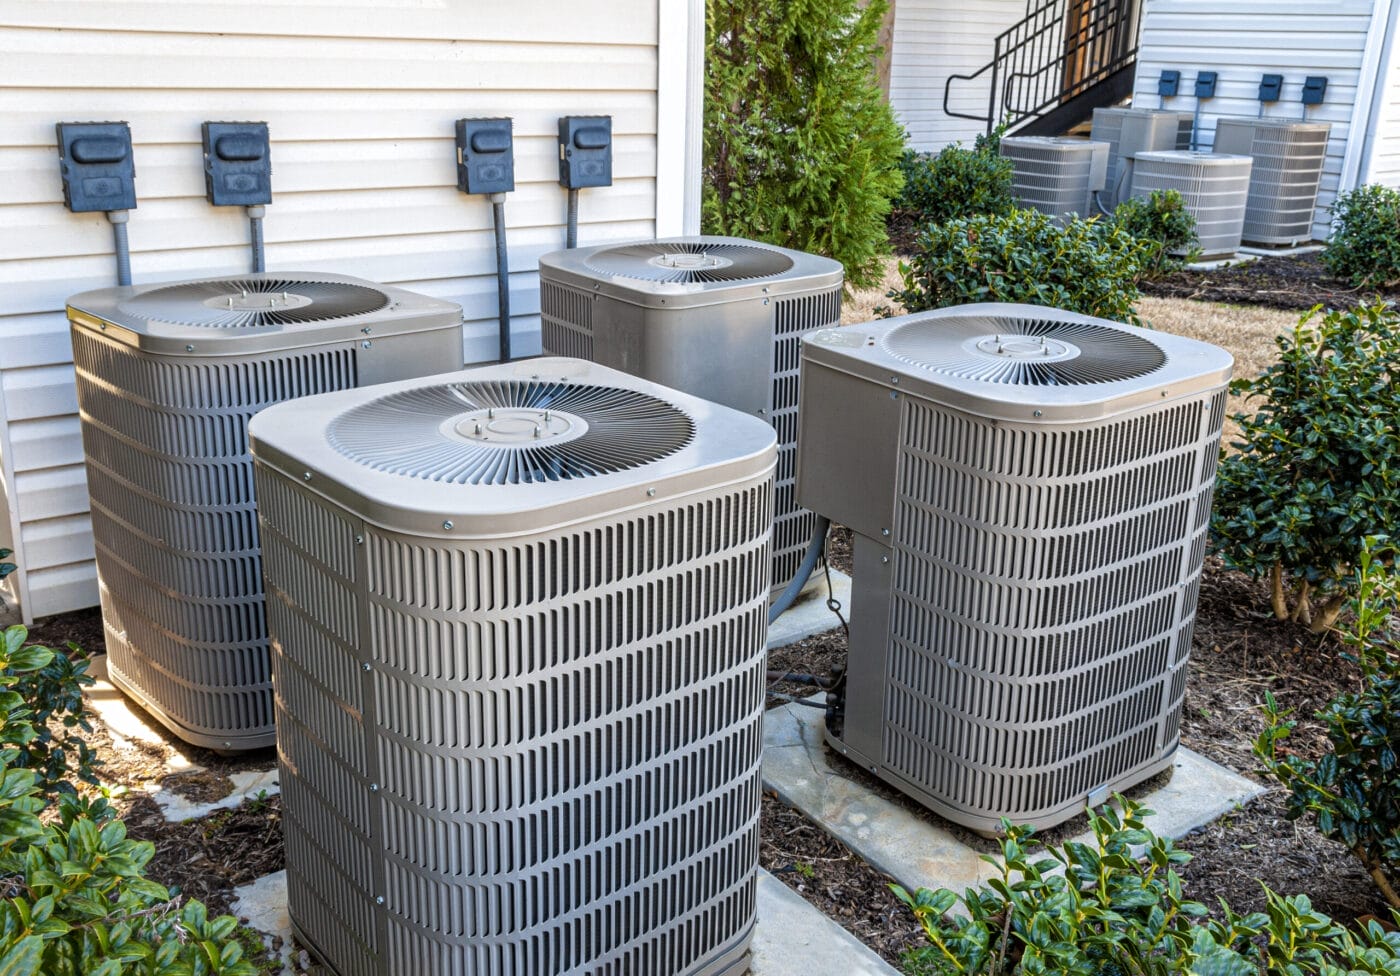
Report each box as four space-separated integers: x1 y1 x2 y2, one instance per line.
796 304 1232 834
250 357 777 976
999 136 1110 220
538 236 842 598
1212 117 1331 246
68 272 463 750
1090 107 1195 204
1131 150 1254 258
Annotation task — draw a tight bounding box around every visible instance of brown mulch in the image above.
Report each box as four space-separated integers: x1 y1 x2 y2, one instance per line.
1141 251 1399 313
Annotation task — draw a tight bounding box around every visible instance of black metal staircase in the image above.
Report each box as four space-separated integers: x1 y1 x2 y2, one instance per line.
944 0 1139 136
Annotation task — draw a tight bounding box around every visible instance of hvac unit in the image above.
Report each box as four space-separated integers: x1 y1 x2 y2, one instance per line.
796 304 1232 834
1131 150 1253 258
1212 117 1332 246
1090 107 1194 204
538 236 842 598
67 273 463 751
249 358 775 976
999 137 1110 220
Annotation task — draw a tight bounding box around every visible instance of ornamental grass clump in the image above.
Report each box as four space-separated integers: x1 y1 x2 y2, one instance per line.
1210 303 1400 632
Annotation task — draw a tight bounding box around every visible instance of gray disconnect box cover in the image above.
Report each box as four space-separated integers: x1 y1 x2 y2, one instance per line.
455 117 514 195
202 121 272 207
558 114 612 188
56 121 137 213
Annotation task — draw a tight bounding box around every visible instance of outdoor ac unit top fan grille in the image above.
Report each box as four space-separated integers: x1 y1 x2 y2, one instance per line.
583 242 796 283
327 380 696 485
882 314 1166 386
118 277 392 329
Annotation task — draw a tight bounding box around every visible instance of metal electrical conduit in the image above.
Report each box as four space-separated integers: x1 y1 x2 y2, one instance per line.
768 515 831 624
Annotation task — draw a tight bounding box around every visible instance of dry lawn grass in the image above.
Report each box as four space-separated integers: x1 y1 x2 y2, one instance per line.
842 258 1304 448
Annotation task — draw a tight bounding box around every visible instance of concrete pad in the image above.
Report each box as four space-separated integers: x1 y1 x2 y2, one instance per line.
151 767 280 822
751 870 899 975
1185 253 1261 272
768 570 851 650
1238 243 1326 258
762 698 1266 899
230 867 899 976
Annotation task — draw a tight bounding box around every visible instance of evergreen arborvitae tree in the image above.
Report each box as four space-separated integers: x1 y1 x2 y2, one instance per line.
703 0 905 289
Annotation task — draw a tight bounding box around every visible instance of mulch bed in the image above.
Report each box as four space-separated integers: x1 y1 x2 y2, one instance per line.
1140 251 1400 313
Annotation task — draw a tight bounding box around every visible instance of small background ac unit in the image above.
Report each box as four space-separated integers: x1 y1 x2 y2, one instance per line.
250 357 776 976
1131 150 1254 258
999 136 1110 221
796 304 1232 834
1090 107 1194 204
1212 118 1332 246
68 273 463 750
538 236 843 597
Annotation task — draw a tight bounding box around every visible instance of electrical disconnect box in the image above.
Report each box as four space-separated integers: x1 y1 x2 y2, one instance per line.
201 122 271 207
1259 74 1284 103
1194 71 1219 99
557 115 612 189
56 122 137 213
1158 70 1181 98
1302 77 1328 106
455 117 515 195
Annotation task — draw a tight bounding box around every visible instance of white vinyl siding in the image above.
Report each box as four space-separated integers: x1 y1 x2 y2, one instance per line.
0 0 694 622
889 0 1029 151
1132 0 1380 241
1360 6 1400 187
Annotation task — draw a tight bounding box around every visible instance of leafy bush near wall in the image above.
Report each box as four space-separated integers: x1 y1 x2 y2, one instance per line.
894 130 1015 227
896 795 1400 976
1210 304 1400 631
1325 184 1400 288
1256 539 1400 908
1113 189 1199 275
703 0 906 288
884 208 1147 323
0 625 260 976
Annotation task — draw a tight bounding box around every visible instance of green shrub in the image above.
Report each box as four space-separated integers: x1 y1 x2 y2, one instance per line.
884 208 1147 323
895 795 1400 976
0 625 259 976
894 137 1015 227
1256 538 1400 908
5 640 99 795
1325 184 1400 289
1211 304 1400 631
703 0 906 289
0 549 13 583
1113 189 1199 274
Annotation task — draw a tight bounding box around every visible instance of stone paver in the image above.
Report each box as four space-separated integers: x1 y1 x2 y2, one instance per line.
762 697 1267 899
230 868 900 976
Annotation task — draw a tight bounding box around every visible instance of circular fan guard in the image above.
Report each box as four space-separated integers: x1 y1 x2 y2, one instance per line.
118 278 391 328
882 315 1166 386
328 381 696 485
583 242 795 284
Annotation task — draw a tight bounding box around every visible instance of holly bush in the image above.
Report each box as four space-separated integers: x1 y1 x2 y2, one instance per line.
703 0 906 288
1113 189 1199 275
896 794 1400 976
1211 304 1400 631
883 208 1148 323
1256 538 1400 908
1324 184 1400 289
0 625 259 976
895 130 1015 228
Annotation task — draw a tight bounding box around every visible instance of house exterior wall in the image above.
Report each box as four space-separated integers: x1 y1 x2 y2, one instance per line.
1132 0 1381 241
888 0 1029 151
1355 0 1400 187
0 0 702 623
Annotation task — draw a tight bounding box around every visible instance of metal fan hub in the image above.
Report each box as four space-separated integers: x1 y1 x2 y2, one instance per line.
971 334 1077 362
649 252 732 271
204 290 313 312
449 407 586 445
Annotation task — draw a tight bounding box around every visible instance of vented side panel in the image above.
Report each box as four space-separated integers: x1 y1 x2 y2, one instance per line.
258 466 772 976
72 329 359 749
1000 141 1103 220
771 290 840 592
874 390 1225 830
540 280 595 361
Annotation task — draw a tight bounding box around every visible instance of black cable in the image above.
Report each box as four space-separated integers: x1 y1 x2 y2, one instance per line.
491 196 511 362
